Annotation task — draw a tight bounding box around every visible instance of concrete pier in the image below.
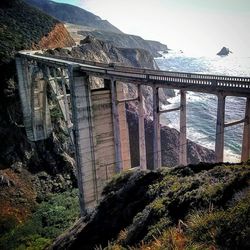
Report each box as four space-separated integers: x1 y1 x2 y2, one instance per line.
153 86 161 169
215 93 226 162
16 57 52 141
91 89 116 198
241 98 250 161
179 90 187 165
110 79 123 173
116 82 131 171
69 72 97 212
138 85 147 170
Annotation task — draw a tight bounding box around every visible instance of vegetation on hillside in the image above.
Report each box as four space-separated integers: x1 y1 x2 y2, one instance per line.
0 0 58 64
51 162 250 250
0 189 80 250
25 0 122 34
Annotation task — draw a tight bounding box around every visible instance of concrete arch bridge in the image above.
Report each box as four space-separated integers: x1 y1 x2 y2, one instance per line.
16 51 250 213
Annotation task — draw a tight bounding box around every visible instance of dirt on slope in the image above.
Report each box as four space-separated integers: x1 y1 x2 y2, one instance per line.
37 23 75 49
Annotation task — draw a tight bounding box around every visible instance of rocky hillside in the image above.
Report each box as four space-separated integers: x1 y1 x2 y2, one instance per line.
25 0 122 33
37 23 75 49
0 0 76 231
79 30 169 57
127 111 214 168
50 162 250 250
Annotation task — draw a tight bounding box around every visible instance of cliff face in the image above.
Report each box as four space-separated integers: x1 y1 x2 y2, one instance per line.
25 0 122 33
37 23 75 49
127 111 215 168
0 0 76 228
78 30 169 57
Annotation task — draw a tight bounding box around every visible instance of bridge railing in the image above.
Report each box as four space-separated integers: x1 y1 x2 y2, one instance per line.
18 53 250 91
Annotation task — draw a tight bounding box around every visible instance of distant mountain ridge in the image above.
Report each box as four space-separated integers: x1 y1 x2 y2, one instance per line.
25 0 169 57
79 30 169 57
25 0 123 33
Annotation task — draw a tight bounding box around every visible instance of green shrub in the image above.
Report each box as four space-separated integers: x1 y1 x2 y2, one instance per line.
0 189 80 250
187 191 250 249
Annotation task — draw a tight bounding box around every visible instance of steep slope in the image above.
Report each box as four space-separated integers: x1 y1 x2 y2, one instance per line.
79 30 169 57
0 0 76 231
50 162 250 250
25 0 122 33
0 0 74 64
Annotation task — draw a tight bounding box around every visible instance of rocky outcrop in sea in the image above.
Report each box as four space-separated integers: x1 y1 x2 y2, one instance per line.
217 47 232 56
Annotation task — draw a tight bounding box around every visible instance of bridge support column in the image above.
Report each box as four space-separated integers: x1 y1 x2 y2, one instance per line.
69 69 98 214
16 57 33 140
138 85 147 170
153 86 161 169
179 90 187 165
111 79 123 173
215 93 225 162
16 57 52 141
241 97 250 162
31 68 52 140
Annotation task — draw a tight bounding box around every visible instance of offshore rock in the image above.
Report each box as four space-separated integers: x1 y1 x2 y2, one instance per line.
217 47 232 56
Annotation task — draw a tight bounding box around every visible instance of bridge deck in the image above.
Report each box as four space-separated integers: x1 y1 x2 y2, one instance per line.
18 51 250 97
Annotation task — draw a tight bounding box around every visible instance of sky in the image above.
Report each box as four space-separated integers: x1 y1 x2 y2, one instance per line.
53 0 250 56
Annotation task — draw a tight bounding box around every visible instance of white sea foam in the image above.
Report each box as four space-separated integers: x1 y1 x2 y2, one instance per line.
156 51 249 163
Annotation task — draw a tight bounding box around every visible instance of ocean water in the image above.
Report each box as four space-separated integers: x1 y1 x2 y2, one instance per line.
155 51 250 162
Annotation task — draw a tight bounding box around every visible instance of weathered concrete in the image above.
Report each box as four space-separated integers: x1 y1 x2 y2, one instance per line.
242 98 250 161
91 89 116 199
179 90 187 165
215 93 225 162
110 79 123 173
153 86 161 170
138 85 147 170
16 57 52 141
116 82 131 171
69 72 98 213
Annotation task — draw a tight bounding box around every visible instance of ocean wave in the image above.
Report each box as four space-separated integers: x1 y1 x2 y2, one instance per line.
156 53 249 162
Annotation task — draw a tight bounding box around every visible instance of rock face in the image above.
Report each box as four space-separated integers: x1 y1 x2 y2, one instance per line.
37 23 75 49
127 111 215 168
217 47 232 56
78 30 169 57
25 0 122 33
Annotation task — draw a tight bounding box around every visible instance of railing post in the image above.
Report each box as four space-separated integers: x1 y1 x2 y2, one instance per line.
153 86 161 169
138 84 147 170
110 79 122 173
215 93 225 162
241 97 250 162
179 90 187 165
